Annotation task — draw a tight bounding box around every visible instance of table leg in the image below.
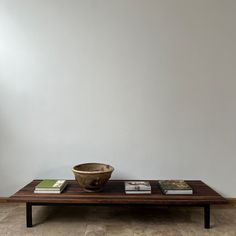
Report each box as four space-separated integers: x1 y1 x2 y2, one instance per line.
26 203 32 227
204 204 210 229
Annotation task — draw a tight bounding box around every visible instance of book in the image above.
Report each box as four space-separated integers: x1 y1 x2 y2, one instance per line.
125 181 151 191
125 181 151 194
158 180 193 195
125 190 151 194
34 180 67 192
34 183 67 194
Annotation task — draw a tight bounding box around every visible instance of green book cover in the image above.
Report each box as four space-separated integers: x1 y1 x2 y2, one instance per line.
35 180 66 189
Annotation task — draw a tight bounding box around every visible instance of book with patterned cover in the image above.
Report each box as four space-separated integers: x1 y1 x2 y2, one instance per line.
158 180 193 195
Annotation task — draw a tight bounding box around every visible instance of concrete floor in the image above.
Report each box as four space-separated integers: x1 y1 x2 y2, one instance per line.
0 203 235 236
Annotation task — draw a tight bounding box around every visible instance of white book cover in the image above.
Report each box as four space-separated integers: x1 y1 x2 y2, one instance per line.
125 181 151 191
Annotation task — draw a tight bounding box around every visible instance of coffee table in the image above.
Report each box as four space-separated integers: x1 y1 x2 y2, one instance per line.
9 180 227 228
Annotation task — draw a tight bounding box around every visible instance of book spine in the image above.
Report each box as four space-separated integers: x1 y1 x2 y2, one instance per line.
125 191 151 194
35 188 61 191
34 191 61 194
34 183 67 194
125 187 151 191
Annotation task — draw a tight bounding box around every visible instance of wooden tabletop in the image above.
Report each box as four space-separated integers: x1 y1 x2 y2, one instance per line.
9 180 227 205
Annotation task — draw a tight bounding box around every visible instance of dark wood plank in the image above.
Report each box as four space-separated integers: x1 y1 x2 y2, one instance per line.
8 180 227 205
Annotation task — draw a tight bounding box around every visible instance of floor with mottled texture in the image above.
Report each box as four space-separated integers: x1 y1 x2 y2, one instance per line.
0 203 235 235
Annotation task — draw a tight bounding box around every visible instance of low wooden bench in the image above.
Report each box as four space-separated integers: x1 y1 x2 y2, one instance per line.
9 180 227 228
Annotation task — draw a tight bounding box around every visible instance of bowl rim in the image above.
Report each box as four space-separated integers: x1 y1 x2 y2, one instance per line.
72 162 114 174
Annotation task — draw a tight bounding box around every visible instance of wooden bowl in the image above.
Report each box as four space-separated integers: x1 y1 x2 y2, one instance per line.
72 163 114 192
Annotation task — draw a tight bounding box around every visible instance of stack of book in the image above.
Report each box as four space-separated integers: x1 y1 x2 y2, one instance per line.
34 180 67 194
158 180 193 195
125 181 151 194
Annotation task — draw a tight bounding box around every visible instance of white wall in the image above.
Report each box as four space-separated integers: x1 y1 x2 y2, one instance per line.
0 0 236 197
